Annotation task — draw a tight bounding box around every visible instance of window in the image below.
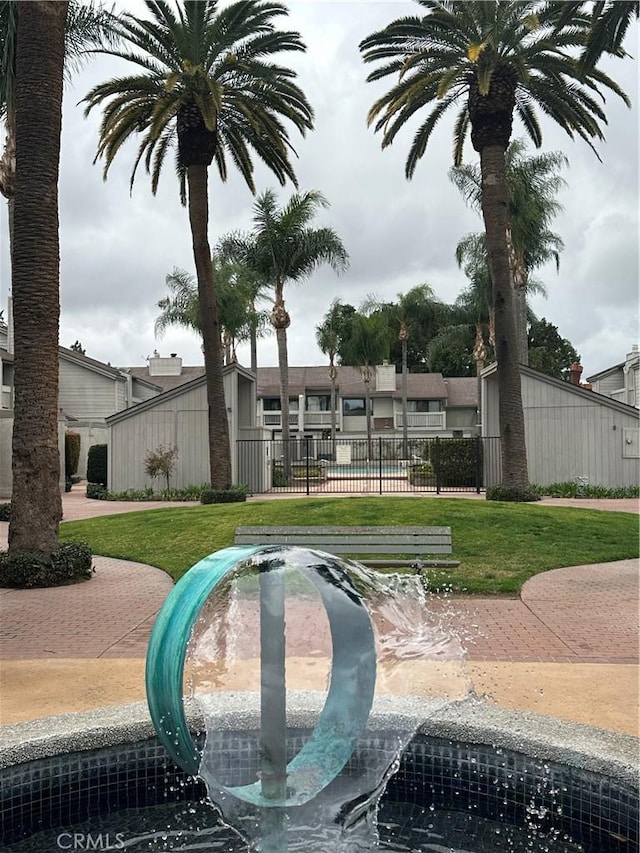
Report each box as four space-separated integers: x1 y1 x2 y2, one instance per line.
407 399 442 413
306 394 331 411
262 397 299 411
343 397 367 415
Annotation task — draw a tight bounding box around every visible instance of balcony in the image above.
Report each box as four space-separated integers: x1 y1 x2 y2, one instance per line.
261 412 299 428
395 411 446 430
259 409 342 430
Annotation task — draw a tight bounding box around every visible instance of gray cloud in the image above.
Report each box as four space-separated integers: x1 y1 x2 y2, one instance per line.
1 2 637 379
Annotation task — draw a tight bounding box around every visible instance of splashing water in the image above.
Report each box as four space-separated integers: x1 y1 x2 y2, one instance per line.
184 547 474 851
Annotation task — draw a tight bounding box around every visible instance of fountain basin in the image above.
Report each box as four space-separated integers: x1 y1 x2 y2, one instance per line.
0 696 637 852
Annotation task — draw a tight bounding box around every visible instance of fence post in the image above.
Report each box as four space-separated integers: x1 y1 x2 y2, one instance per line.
305 436 310 497
378 437 383 495
435 436 441 495
475 435 482 494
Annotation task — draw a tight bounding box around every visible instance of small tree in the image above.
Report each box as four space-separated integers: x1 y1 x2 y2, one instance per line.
144 445 178 491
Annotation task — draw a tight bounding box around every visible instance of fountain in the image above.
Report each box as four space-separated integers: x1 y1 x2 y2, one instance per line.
0 545 638 852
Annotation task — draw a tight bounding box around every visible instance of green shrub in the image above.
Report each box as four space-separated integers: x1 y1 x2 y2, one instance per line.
431 438 480 487
0 542 94 588
411 462 434 475
64 477 73 493
530 482 640 499
272 462 289 487
200 488 247 504
87 444 107 487
486 485 541 502
65 430 81 478
0 502 11 521
86 482 108 500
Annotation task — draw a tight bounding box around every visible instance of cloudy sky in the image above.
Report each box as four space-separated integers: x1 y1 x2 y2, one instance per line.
1 1 637 379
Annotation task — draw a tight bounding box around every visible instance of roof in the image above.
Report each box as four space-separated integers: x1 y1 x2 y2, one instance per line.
443 377 478 407
126 365 206 392
585 362 625 383
107 362 255 425
255 365 450 400
59 345 127 381
483 362 640 419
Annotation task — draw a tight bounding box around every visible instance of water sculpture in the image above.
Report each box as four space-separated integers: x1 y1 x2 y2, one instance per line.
146 544 443 850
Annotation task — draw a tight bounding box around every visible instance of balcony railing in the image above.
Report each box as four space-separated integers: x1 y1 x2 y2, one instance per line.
262 412 299 427
259 408 447 431
395 411 446 430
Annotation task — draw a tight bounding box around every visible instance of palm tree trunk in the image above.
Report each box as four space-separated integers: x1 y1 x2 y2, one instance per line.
480 144 530 493
329 362 337 456
401 337 408 458
506 228 529 364
362 366 373 461
9 1 67 558
276 336 291 476
186 163 231 490
249 300 258 374
272 286 292 479
473 323 486 426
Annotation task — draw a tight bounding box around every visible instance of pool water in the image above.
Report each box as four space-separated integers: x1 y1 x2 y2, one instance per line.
1 734 636 853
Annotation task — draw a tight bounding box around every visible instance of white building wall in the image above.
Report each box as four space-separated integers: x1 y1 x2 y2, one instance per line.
108 373 244 491
483 369 640 488
59 360 125 420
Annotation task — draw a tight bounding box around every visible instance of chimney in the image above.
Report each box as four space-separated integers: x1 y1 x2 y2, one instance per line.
375 361 396 392
149 353 183 376
569 363 583 386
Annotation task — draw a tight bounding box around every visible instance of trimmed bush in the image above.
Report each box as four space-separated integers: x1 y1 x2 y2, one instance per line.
486 485 541 503
0 502 11 521
0 542 94 588
87 444 107 487
200 488 247 504
272 461 289 487
86 483 108 500
431 438 481 487
65 430 81 478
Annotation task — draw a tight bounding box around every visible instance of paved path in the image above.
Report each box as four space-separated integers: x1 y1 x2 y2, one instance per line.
0 490 637 662
0 490 637 732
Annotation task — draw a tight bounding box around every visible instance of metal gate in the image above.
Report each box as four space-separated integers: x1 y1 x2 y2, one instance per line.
237 436 501 496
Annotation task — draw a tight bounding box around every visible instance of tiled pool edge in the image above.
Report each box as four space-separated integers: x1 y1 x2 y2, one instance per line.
0 695 637 788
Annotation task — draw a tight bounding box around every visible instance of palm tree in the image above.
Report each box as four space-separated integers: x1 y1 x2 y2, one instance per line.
360 1 630 499
8 1 67 559
220 189 348 476
155 261 269 365
0 0 117 265
450 139 567 364
551 1 639 69
361 284 440 457
341 312 392 461
315 299 342 454
83 0 313 489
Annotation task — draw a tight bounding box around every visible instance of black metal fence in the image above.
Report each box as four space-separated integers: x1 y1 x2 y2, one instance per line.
237 436 502 495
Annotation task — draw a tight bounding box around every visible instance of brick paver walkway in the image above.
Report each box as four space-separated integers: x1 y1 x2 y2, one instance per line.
0 492 637 664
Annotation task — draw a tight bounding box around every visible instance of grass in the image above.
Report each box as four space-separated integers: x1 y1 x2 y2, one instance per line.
58 497 639 595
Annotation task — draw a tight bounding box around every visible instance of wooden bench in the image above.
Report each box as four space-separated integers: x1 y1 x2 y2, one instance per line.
233 525 460 569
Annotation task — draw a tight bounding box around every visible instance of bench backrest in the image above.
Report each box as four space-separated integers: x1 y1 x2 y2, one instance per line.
234 525 452 555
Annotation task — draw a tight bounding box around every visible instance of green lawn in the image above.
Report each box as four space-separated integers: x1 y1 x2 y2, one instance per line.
58 497 639 595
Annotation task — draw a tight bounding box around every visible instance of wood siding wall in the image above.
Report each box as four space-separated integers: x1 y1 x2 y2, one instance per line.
108 372 246 491
59 360 125 419
484 371 640 487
